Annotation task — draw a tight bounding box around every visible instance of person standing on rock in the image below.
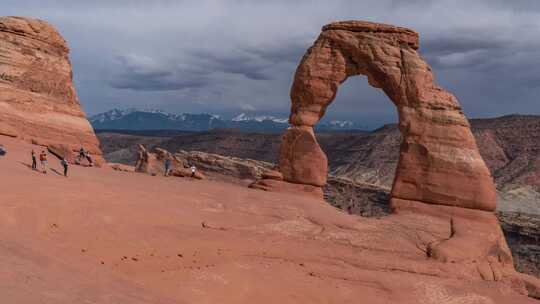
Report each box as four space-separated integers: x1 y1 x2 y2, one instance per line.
31 150 37 170
190 165 197 178
39 150 48 174
61 158 69 177
164 158 172 176
78 147 86 161
85 151 93 167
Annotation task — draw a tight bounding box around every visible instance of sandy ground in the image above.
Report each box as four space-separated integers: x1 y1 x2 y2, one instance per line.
0 136 538 303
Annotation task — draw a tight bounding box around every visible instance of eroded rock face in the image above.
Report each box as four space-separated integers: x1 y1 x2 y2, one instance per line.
0 17 103 164
279 126 327 187
252 20 538 285
279 20 496 212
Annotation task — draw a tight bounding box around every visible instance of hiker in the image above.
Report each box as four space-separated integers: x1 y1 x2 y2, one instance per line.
190 165 197 178
85 151 93 167
39 150 48 173
31 150 37 170
0 144 6 157
61 158 69 177
79 147 86 160
164 158 172 176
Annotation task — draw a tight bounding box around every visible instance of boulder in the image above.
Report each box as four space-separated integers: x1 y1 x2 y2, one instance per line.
135 145 168 176
0 17 104 165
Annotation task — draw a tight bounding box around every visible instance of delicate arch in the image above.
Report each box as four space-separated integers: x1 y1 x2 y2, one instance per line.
279 21 496 211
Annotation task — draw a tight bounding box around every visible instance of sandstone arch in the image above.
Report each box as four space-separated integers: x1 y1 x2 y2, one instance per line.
279 21 497 212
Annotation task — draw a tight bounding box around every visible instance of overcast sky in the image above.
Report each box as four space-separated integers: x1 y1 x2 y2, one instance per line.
3 0 540 127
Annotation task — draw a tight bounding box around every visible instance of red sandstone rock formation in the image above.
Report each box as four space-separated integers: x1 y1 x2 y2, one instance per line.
135 145 205 179
279 126 328 187
250 20 536 286
0 17 103 165
276 20 496 212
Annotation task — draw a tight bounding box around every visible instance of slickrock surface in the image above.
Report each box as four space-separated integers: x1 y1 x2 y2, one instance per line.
276 20 496 212
1 136 539 303
0 17 103 164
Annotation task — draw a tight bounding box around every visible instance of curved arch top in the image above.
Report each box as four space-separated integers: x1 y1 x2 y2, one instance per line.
279 20 497 211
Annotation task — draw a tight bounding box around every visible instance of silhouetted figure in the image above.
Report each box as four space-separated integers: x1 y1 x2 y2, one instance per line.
31 150 37 170
61 158 69 177
79 147 86 159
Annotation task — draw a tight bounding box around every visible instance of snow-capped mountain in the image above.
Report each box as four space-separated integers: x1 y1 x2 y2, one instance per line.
232 113 288 124
90 108 138 123
89 108 365 132
328 120 355 128
90 109 224 131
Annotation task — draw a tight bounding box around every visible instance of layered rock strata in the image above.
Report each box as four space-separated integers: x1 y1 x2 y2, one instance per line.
270 20 496 211
0 16 103 164
250 20 539 288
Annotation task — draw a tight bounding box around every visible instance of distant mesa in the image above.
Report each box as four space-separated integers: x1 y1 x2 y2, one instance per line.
0 16 104 164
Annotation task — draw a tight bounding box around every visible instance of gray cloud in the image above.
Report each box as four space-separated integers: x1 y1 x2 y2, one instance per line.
2 0 539 127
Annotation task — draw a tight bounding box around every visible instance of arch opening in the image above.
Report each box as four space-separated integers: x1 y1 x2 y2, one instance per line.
318 75 399 186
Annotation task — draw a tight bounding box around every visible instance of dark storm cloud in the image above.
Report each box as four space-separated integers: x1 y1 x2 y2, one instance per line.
192 50 273 81
109 54 210 91
2 0 539 124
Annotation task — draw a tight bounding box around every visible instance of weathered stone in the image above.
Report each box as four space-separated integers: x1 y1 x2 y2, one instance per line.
260 169 283 181
249 179 324 199
279 126 327 187
0 17 103 165
278 20 496 211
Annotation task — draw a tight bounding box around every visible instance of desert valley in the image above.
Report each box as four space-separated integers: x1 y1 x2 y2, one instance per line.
0 10 539 304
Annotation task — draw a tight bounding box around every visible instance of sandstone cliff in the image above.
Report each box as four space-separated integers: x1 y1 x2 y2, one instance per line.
0 17 103 164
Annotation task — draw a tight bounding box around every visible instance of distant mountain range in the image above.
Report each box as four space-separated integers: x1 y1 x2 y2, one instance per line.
89 108 366 132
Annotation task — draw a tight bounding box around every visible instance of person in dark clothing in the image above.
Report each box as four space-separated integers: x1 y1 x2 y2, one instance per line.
61 158 69 177
31 150 37 170
0 144 6 156
164 158 172 176
79 147 86 159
